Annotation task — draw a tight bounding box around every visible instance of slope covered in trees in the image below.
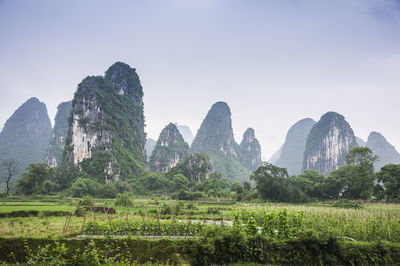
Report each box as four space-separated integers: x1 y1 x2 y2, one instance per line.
0 97 52 180
64 62 146 182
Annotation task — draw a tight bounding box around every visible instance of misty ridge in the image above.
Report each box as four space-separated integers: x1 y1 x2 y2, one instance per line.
0 61 399 191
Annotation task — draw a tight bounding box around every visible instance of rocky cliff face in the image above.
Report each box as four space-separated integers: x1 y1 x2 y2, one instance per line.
46 101 72 167
239 128 262 171
366 131 400 170
276 118 315 176
149 123 190 172
65 62 146 181
0 97 52 178
303 112 356 175
191 101 251 183
175 123 194 146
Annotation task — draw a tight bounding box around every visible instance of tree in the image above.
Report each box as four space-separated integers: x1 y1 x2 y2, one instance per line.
251 162 289 201
16 162 55 195
320 168 346 199
343 147 377 199
346 146 377 168
54 161 79 191
169 174 189 192
292 170 325 199
1 159 18 196
376 164 400 202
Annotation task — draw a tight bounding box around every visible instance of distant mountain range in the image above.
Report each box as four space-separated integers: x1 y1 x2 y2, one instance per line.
271 113 400 175
0 97 52 179
1 61 399 185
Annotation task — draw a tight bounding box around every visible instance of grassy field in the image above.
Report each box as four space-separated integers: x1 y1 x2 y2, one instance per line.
0 196 399 264
0 196 399 242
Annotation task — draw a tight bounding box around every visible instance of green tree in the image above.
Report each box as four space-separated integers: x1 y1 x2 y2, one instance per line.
346 146 378 167
16 162 55 195
54 161 79 191
230 182 244 194
251 162 288 201
169 174 189 192
320 168 346 199
376 164 400 202
69 174 99 197
80 151 112 182
343 147 377 199
291 170 325 199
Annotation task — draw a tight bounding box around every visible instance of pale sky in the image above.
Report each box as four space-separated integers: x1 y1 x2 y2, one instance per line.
0 0 399 159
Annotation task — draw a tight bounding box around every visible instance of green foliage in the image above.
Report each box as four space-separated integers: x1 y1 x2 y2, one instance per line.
332 199 364 209
70 176 99 198
165 153 213 182
16 162 56 195
77 196 94 208
377 164 400 202
115 193 133 207
171 190 205 200
25 240 133 265
346 146 378 166
168 174 189 192
251 162 289 202
54 161 79 191
83 218 204 237
251 148 383 202
149 123 190 173
80 151 113 183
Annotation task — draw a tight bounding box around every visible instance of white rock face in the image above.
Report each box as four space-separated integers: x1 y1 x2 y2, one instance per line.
303 112 356 175
70 100 112 165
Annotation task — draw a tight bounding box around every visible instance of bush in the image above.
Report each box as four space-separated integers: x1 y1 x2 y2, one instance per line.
115 193 133 207
78 196 94 207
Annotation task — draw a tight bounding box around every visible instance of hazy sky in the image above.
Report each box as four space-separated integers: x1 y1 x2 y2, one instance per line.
1 0 399 159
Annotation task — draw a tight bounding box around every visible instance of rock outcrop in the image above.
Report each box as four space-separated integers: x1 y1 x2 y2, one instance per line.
46 101 72 167
239 128 262 171
0 97 52 178
276 118 316 176
191 101 251 183
149 123 190 172
366 131 400 170
303 112 356 175
64 62 146 181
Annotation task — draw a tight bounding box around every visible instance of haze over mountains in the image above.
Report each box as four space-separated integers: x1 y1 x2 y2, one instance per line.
271 112 400 175
0 97 52 179
1 62 399 183
275 118 315 176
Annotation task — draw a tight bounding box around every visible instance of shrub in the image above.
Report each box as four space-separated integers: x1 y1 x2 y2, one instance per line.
115 193 133 207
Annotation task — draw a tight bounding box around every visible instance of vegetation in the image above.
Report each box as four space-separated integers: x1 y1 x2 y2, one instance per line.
0 97 52 183
64 62 146 183
377 164 400 202
148 123 190 172
0 196 399 264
